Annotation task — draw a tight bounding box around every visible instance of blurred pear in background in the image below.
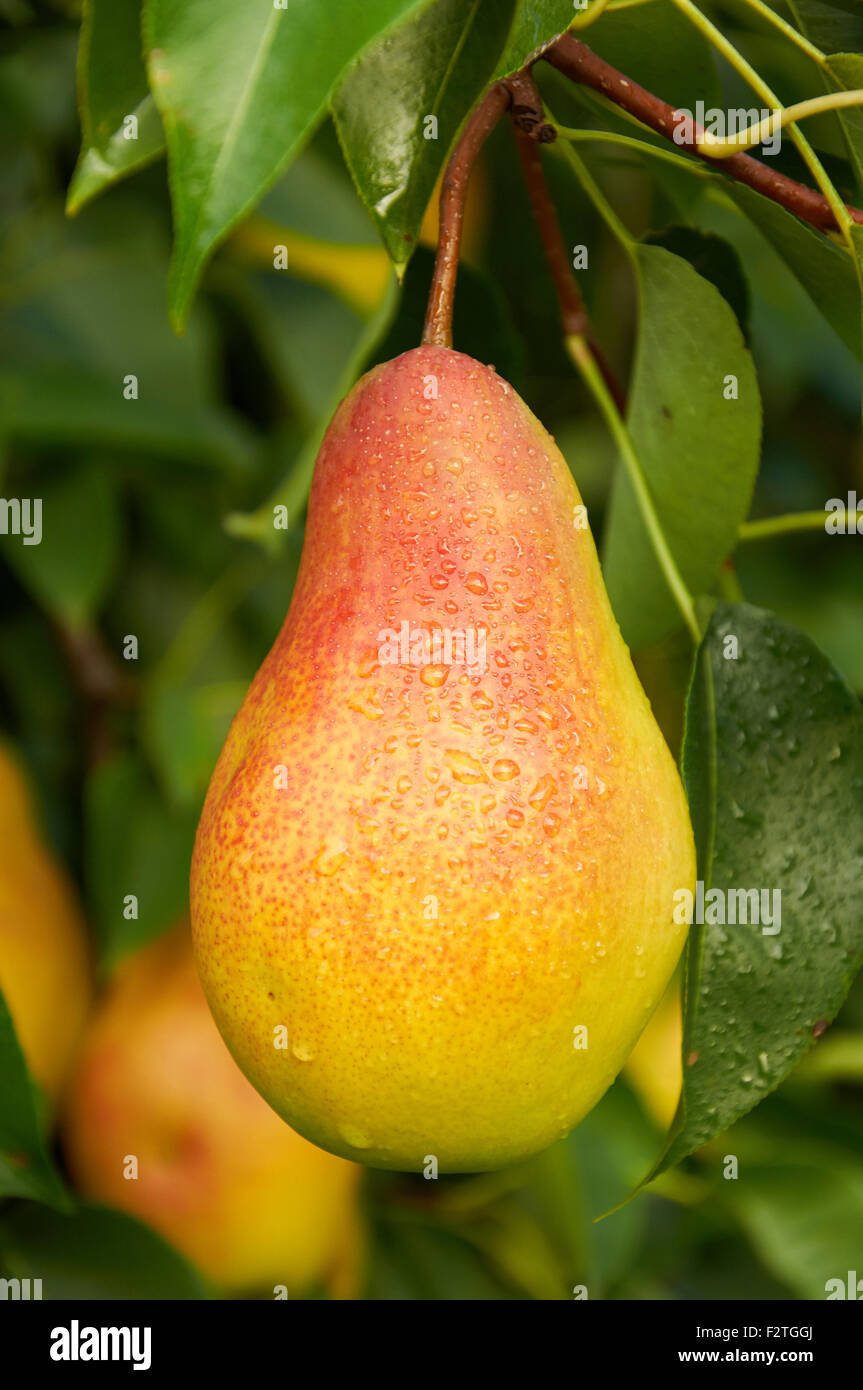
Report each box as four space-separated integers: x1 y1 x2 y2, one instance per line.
623 980 683 1131
0 742 91 1106
63 923 362 1295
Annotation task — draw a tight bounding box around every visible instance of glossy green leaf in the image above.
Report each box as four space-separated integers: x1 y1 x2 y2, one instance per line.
656 602 863 1176
144 0 429 327
67 0 165 214
333 0 514 270
0 1202 208 1298
724 182 862 360
4 462 119 627
602 245 761 649
0 989 70 1209
493 1 579 78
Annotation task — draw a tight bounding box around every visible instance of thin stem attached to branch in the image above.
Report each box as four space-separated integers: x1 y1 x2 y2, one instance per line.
422 82 511 347
54 620 135 766
511 127 587 339
544 33 863 235
669 0 854 246
695 91 863 161
739 510 863 541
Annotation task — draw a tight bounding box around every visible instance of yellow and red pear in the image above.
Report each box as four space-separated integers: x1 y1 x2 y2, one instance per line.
63 923 361 1294
191 345 695 1173
0 741 91 1105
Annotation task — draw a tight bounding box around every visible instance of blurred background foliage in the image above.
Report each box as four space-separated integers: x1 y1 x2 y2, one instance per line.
0 0 862 1299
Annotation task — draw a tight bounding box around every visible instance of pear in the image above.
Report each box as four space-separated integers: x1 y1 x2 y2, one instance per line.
63 922 361 1294
0 741 91 1105
191 346 695 1173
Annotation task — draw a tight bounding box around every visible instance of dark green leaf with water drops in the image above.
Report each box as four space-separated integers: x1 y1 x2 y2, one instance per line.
333 0 514 272
652 602 863 1178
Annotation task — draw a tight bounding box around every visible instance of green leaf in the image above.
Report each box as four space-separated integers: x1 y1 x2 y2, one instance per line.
825 54 863 196
724 182 862 361
787 0 863 65
584 0 721 113
602 245 762 649
333 0 514 270
4 462 120 627
0 1202 208 1298
0 369 253 472
364 1212 515 1299
493 1 580 78
67 0 165 215
142 679 247 805
0 989 70 1209
561 1084 656 1294
84 751 197 967
144 0 430 327
656 602 863 1176
644 226 750 340
729 1160 863 1300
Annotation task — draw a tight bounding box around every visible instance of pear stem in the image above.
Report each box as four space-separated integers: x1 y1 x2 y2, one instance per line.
566 333 702 644
512 124 627 414
544 33 863 236
739 509 863 540
422 82 511 348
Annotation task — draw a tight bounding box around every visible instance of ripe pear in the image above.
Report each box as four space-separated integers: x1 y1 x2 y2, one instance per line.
63 923 362 1294
0 741 91 1104
191 346 695 1173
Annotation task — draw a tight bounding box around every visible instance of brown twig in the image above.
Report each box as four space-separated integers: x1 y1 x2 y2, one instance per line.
512 123 627 414
507 70 558 144
54 620 136 766
545 33 863 234
513 126 587 337
422 82 511 347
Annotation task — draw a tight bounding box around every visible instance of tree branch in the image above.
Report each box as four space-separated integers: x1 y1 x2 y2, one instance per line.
544 33 863 235
54 620 135 766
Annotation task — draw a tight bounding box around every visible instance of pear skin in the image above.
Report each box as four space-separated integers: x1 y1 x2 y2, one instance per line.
191 346 695 1173
0 742 91 1105
63 923 361 1294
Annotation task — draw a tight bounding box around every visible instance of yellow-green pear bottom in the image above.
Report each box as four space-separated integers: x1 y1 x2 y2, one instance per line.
191 346 695 1172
